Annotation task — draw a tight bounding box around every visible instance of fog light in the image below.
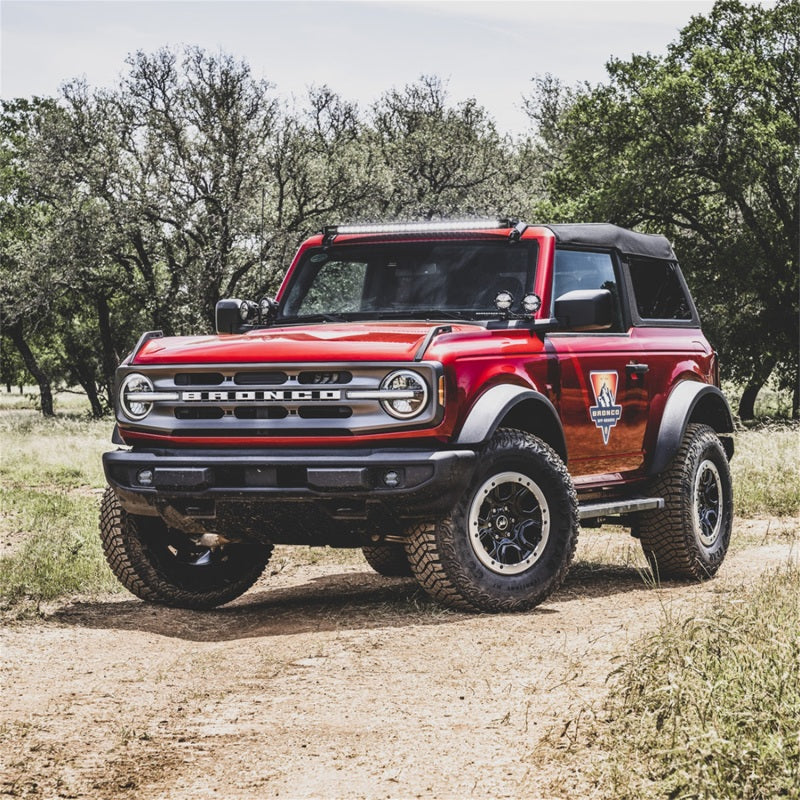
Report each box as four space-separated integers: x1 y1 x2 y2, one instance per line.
494 290 513 311
137 469 154 486
522 293 542 314
382 470 400 488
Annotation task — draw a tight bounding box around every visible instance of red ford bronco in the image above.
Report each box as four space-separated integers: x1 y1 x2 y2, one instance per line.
100 220 735 612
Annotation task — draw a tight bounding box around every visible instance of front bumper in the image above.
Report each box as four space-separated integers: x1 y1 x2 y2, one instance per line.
103 446 477 543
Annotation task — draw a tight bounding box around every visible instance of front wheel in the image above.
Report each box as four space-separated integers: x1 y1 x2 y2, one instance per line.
99 488 273 609
634 423 733 580
405 429 578 612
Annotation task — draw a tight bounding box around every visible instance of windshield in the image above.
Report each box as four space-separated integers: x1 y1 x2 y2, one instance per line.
279 240 538 322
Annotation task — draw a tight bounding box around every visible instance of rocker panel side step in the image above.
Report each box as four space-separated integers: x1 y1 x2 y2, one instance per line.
578 497 664 520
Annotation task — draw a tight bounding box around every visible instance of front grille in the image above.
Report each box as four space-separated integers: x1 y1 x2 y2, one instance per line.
175 372 225 386
234 371 288 385
297 371 353 385
119 361 440 438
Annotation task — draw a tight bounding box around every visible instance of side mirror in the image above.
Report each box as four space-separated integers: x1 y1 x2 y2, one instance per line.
554 289 614 331
216 299 251 334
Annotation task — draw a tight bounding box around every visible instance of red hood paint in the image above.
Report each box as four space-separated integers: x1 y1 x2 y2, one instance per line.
132 322 482 365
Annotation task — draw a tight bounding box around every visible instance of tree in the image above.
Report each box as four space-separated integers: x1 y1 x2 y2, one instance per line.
0 98 62 416
370 76 522 220
526 0 799 417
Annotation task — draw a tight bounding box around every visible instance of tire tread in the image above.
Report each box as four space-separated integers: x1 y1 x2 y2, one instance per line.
99 488 272 609
635 424 732 580
405 429 578 612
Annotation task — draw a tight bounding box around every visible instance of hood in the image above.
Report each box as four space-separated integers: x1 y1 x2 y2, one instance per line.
132 321 481 365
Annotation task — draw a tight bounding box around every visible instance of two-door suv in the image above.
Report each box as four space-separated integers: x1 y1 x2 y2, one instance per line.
100 220 734 612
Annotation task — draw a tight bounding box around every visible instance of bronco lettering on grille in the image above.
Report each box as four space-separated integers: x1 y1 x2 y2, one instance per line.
181 390 342 402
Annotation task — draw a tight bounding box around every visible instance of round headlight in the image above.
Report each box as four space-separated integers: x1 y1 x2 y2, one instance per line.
239 300 250 321
380 370 428 420
119 373 154 420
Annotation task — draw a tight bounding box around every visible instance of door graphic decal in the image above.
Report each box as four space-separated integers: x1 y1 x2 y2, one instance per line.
589 371 622 445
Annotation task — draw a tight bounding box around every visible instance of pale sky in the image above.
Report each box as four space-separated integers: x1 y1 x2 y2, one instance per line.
2 0 721 135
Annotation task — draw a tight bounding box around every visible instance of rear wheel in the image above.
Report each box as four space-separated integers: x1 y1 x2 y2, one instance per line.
405 429 578 612
362 543 413 577
99 488 272 609
634 424 733 580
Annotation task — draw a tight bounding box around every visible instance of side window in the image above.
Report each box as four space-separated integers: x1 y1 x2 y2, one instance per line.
628 258 693 321
552 249 623 331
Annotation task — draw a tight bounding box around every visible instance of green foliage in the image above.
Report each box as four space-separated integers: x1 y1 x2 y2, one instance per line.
526 0 799 417
593 565 800 799
369 75 520 219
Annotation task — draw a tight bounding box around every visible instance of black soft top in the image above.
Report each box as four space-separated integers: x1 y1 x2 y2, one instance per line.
545 223 675 261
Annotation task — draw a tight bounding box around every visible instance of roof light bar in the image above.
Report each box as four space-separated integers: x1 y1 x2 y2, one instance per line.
328 219 513 237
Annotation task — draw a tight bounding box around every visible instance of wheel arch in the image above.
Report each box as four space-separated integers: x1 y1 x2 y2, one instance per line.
455 384 567 462
648 382 734 477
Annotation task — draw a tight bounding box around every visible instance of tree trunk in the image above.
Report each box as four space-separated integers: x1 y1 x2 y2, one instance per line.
738 356 779 421
79 378 105 419
738 381 761 420
7 321 54 416
96 294 118 404
70 360 107 419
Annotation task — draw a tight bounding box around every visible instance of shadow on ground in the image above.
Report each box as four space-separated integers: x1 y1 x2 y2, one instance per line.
50 559 654 642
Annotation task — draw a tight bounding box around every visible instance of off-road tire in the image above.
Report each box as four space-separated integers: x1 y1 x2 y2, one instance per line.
99 488 272 609
634 423 733 581
362 544 413 577
405 429 579 612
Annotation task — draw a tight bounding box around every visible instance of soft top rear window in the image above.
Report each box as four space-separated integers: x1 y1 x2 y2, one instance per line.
628 258 693 321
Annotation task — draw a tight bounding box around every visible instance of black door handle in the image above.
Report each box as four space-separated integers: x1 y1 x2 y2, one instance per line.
626 362 649 376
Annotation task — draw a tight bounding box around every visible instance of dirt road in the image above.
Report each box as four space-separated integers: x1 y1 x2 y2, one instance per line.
1 519 796 800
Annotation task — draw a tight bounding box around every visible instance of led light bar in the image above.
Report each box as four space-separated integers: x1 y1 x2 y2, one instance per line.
328 219 512 236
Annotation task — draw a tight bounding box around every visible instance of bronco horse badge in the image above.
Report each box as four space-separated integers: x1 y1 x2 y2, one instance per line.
589 371 623 444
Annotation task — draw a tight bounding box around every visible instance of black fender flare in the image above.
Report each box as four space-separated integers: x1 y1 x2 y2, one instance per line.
455 384 567 461
648 382 734 477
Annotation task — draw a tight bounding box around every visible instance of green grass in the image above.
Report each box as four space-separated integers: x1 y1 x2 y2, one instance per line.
0 385 95 414
0 413 119 612
0 413 111 490
588 565 800 799
731 424 800 517
0 489 122 611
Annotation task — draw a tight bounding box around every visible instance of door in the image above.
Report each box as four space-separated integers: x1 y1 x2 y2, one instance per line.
547 248 650 478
